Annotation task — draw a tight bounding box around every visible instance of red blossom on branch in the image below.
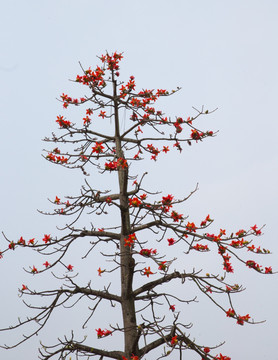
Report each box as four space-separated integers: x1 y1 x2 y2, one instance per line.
31 266 38 274
167 238 175 246
171 210 183 222
124 233 136 247
143 267 154 277
129 197 142 207
42 234 51 244
171 335 178 346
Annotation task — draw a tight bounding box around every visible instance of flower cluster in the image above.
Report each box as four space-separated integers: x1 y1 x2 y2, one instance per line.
147 144 160 161
60 93 86 108
226 309 251 325
200 214 212 227
193 243 209 252
95 328 112 338
75 65 105 87
56 115 71 128
124 233 136 247
222 253 234 273
122 355 139 360
129 197 142 207
139 248 157 257
230 239 249 248
161 194 174 212
245 260 272 274
251 224 262 235
46 152 68 164
191 129 213 141
171 210 183 222
174 117 185 133
100 52 123 71
237 314 250 325
158 261 167 271
119 76 136 98
105 158 128 171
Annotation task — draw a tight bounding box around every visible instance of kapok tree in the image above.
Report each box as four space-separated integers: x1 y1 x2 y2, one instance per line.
1 52 273 360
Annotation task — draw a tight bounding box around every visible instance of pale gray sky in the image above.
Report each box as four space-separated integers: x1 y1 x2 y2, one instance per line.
0 1 277 359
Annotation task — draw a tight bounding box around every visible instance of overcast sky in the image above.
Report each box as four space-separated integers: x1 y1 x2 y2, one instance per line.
0 1 278 359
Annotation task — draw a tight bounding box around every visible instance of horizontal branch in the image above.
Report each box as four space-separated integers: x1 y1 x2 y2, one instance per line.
133 271 192 297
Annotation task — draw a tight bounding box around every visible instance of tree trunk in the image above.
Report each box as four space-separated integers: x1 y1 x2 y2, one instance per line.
113 78 138 357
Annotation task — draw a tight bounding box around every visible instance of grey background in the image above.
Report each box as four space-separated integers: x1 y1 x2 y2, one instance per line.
0 1 277 359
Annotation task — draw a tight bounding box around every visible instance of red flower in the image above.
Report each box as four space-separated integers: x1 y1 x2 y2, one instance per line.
21 284 27 291
191 129 203 140
96 328 104 338
169 304 175 312
28 238 35 245
67 264 73 271
158 261 167 271
98 267 104 276
81 154 88 161
265 266 272 274
43 234 51 244
129 197 142 207
186 222 196 232
143 267 154 277
9 241 15 250
171 335 178 346
167 238 175 246
140 193 147 200
226 308 235 318
92 142 105 154
43 261 50 268
54 196 60 204
83 116 91 125
99 110 106 118
103 330 112 336
17 237 25 245
204 347 210 354
31 266 38 274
